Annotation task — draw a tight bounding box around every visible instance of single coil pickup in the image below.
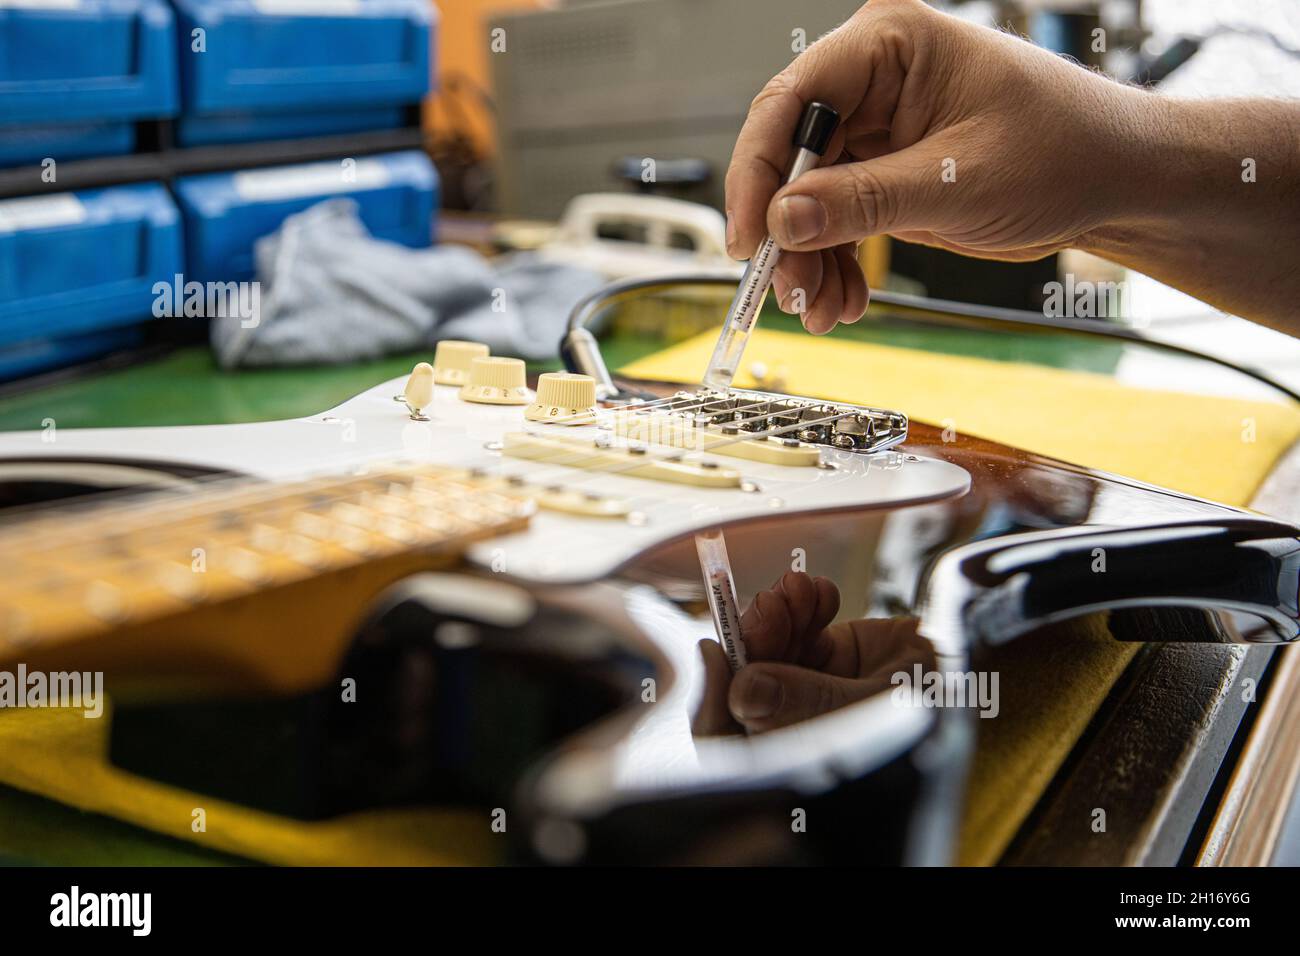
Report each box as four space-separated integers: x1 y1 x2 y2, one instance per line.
606 410 821 466
502 432 742 488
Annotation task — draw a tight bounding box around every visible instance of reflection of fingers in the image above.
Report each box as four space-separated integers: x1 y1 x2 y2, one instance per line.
729 661 880 733
814 616 927 679
810 576 840 638
797 576 842 668
739 587 792 662
775 571 817 645
851 617 932 676
692 640 743 737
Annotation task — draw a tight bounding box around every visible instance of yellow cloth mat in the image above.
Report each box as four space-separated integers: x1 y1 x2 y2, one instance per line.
0 702 498 865
2 328 1296 866
623 329 1300 504
624 328 1300 864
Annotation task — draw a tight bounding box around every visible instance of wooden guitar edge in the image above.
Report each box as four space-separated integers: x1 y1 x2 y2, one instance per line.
1198 435 1300 866
1197 645 1300 866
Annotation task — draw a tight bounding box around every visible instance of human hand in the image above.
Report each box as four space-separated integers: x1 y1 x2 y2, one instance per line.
693 571 936 735
725 0 1146 334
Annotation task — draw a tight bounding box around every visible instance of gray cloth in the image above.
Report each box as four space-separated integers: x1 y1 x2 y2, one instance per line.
211 198 604 368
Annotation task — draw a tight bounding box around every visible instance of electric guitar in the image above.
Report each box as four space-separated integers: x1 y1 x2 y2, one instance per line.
0 338 1297 864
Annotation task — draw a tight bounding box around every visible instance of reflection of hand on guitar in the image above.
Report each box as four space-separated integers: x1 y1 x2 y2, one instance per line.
693 572 936 736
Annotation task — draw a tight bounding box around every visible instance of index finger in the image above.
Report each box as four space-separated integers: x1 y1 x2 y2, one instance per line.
692 639 744 736
723 30 865 258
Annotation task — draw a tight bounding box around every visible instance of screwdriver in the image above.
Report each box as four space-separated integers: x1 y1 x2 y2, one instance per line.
703 101 840 391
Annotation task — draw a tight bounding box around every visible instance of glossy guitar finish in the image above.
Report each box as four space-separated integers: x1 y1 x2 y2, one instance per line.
514 407 1300 865
1 364 1298 865
0 377 972 585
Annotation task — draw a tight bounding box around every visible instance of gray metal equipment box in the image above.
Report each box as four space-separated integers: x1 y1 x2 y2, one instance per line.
489 0 862 219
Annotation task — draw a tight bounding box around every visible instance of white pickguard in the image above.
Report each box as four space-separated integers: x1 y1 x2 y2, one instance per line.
0 375 972 584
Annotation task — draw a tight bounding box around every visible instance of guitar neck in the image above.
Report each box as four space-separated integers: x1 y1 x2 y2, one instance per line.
1 464 532 693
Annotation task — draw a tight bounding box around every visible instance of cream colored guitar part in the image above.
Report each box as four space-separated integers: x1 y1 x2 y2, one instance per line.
432 340 490 386
0 369 972 584
526 372 599 425
401 362 436 420
502 431 741 488
608 408 821 466
460 357 531 405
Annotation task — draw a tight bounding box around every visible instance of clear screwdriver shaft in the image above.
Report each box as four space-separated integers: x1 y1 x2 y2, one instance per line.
703 144 824 391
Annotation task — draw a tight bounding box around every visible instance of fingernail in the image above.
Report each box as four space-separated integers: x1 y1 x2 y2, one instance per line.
778 195 826 245
736 672 782 720
773 280 795 315
725 210 737 257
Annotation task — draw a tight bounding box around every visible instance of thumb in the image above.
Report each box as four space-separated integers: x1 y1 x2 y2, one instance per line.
767 139 956 251
729 661 880 733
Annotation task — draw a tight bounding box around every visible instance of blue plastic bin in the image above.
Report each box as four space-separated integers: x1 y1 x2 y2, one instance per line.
0 0 178 166
0 326 146 382
172 0 434 146
0 122 137 169
0 183 183 379
174 149 437 281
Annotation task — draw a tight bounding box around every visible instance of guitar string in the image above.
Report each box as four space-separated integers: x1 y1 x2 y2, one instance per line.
6 470 405 558
6 398 884 560
506 407 862 491
4 417 887 638
440 383 875 487
454 405 879 523
1 393 728 550
8 380 879 543
9 406 870 565
9 396 880 552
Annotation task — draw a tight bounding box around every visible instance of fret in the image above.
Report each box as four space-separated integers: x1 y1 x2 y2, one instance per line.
0 465 534 655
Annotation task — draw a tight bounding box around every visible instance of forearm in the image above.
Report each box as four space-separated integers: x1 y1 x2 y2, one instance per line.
1082 94 1300 334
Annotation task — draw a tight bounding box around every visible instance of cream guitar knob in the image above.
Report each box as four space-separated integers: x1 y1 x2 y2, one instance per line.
459 356 531 405
525 372 598 425
402 362 435 421
432 340 490 386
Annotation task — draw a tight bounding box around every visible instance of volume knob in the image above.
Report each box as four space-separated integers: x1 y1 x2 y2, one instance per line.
432 340 490 386
459 356 531 405
525 372 598 425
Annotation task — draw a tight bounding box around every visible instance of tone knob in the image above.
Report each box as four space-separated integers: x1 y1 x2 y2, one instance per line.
459 356 531 405
432 340 490 386
402 362 435 420
525 372 598 425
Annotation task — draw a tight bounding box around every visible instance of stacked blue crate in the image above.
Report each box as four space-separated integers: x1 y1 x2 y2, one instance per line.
0 0 438 379
175 150 436 281
0 0 178 166
171 1 439 290
0 185 185 380
172 0 434 147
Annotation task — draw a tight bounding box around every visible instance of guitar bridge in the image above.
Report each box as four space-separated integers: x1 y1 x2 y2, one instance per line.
619 387 909 454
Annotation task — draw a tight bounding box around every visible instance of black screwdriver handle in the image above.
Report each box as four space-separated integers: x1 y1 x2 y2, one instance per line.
793 101 840 156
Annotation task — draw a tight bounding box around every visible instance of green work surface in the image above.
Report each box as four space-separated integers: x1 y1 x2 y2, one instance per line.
0 308 1119 433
